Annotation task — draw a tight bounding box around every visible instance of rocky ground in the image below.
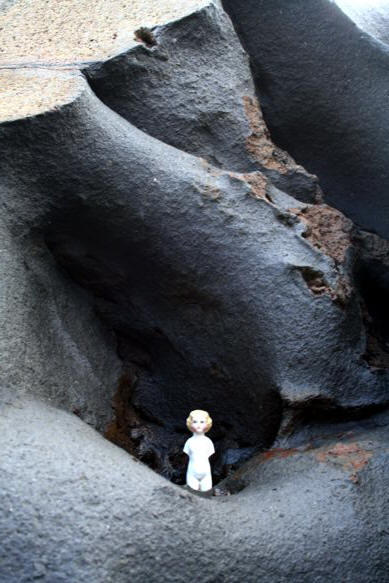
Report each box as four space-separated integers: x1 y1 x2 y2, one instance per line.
0 1 388 581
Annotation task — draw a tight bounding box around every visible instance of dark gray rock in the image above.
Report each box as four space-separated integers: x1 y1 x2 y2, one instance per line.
1 4 388 581
86 2 320 203
87 3 255 173
0 214 121 431
222 0 389 238
0 395 387 583
353 229 389 369
1 74 387 456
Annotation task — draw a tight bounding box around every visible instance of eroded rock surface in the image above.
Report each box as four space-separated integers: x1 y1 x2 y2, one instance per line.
0 1 388 581
223 0 389 238
1 396 388 583
2 70 387 456
86 3 320 203
0 215 120 431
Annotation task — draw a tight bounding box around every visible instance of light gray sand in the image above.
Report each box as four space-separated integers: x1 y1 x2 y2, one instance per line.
0 0 209 65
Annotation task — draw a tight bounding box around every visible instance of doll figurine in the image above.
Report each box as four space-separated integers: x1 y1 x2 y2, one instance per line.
183 409 215 492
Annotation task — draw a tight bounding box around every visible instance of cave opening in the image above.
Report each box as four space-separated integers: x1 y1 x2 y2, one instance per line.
44 208 283 492
353 232 389 369
102 364 278 490
356 266 389 368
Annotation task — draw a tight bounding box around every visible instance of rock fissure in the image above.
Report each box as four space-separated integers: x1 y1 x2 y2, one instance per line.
242 94 301 175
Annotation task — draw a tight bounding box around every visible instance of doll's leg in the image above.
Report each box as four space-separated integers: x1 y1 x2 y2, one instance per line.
199 473 212 492
186 473 200 491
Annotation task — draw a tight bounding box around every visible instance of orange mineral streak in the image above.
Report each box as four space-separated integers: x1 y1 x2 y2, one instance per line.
261 447 301 461
316 442 373 483
240 172 270 201
104 373 139 455
228 170 271 202
242 95 301 174
289 204 353 265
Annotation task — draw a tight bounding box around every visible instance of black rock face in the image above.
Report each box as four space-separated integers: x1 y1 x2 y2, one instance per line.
3 76 387 463
222 0 389 238
86 3 321 204
87 4 257 173
0 2 388 581
1 397 388 583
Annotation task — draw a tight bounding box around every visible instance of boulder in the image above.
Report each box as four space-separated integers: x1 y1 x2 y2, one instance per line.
1 68 387 458
222 0 389 238
0 395 387 582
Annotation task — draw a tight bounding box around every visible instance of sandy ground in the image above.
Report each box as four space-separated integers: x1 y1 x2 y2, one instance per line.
0 0 209 65
0 0 210 120
0 68 84 121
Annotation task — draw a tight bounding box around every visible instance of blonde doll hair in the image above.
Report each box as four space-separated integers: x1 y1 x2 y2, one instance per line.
186 409 213 433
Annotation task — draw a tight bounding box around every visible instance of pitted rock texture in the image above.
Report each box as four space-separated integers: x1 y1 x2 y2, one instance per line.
1 397 388 583
223 0 389 238
86 4 320 202
2 71 387 452
1 1 389 581
0 217 121 431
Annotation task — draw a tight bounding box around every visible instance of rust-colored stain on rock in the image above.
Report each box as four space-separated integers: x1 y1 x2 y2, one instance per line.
290 203 353 306
242 95 303 175
240 171 270 201
297 266 352 308
261 447 301 461
316 442 373 483
228 170 271 202
291 204 353 265
104 373 139 456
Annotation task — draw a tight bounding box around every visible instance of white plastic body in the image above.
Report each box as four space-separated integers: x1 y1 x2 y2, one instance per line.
183 434 215 492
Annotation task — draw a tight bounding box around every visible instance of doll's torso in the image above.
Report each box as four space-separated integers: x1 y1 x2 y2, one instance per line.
184 435 214 479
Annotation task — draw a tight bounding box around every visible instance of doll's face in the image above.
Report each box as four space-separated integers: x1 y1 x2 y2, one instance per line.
190 414 207 434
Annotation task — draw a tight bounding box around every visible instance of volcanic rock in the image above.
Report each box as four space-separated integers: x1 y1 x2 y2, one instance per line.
222 0 389 238
0 395 387 582
0 1 388 581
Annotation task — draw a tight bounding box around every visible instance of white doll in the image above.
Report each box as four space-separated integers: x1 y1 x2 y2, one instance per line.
183 409 214 492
